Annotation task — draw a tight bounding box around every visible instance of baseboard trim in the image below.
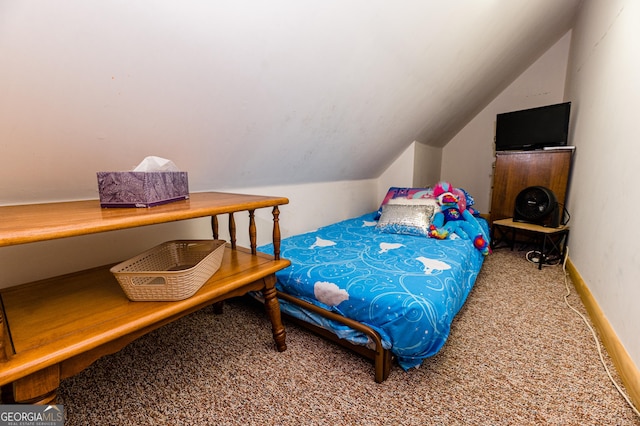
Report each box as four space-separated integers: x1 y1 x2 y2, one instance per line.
566 257 640 411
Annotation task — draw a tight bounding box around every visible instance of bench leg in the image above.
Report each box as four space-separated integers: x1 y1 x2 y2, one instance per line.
212 301 224 314
2 365 59 404
262 275 287 352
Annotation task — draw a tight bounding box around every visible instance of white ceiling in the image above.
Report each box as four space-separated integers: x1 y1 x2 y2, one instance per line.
0 1 581 201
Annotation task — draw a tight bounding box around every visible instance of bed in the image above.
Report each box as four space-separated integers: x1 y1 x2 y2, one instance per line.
256 186 489 382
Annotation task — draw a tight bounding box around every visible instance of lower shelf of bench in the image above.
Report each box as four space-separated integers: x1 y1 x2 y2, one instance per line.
0 246 289 403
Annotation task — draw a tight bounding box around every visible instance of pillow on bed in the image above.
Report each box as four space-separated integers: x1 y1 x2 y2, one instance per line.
387 197 441 214
376 203 435 237
375 187 435 219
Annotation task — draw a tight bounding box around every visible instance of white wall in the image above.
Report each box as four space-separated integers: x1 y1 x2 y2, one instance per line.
376 142 416 201
441 32 572 214
0 1 579 205
376 141 443 202
0 3 581 293
413 142 442 188
215 179 379 241
564 0 640 365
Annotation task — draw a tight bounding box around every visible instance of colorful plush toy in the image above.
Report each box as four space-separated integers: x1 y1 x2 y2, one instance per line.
428 181 490 255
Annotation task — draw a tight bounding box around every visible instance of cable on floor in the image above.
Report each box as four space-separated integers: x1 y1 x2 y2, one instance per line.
560 247 640 418
525 250 562 267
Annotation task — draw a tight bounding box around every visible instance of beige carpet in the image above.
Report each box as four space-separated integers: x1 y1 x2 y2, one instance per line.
58 249 640 425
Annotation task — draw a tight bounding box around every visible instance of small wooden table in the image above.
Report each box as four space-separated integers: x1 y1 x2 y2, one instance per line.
491 218 570 269
0 192 290 404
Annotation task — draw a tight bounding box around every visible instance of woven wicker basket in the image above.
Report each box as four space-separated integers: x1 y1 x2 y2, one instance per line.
110 240 226 301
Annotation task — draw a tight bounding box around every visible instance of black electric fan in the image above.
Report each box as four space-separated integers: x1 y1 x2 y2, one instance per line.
513 186 560 227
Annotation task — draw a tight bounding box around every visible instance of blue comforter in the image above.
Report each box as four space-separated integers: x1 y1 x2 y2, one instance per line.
258 212 487 370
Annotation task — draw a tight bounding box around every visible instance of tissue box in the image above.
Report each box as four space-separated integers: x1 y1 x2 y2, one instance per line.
97 171 189 208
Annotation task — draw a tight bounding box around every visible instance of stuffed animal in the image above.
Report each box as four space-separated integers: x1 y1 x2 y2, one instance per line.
428 182 490 255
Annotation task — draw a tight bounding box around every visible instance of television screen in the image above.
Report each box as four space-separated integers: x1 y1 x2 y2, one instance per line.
495 102 571 151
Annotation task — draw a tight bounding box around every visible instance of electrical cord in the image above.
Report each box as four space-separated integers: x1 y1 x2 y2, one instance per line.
560 247 640 418
558 202 571 226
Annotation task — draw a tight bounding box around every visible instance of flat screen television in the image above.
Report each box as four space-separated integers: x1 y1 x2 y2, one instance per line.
495 102 571 151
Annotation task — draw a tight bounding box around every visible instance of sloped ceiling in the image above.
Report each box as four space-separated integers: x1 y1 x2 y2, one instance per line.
0 1 581 202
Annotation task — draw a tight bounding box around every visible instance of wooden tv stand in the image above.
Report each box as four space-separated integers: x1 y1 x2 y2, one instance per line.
0 192 290 404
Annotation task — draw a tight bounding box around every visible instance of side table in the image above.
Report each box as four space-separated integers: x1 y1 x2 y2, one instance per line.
491 218 570 270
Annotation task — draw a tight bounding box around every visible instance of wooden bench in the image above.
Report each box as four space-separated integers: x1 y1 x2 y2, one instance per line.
0 192 290 404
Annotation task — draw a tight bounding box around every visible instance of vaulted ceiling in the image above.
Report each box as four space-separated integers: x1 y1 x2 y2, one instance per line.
0 1 582 201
